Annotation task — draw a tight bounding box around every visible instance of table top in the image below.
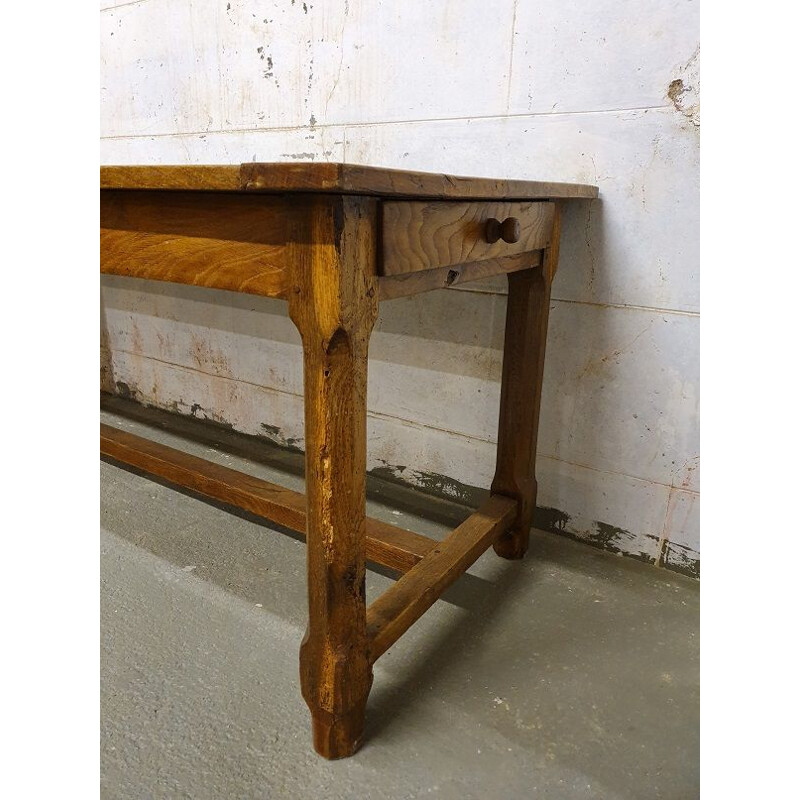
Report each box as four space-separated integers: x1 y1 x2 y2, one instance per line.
100 163 598 201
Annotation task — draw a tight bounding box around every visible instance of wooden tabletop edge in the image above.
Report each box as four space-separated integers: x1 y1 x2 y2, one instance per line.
100 163 599 200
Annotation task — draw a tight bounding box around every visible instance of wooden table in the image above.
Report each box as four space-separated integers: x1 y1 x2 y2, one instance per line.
100 163 597 758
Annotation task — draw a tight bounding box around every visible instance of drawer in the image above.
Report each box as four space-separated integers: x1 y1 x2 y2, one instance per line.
381 200 555 276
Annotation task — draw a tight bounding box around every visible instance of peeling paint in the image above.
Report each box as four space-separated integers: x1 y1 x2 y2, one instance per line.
667 47 700 127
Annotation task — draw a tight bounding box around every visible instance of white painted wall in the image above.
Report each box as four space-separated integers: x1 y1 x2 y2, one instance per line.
100 0 700 577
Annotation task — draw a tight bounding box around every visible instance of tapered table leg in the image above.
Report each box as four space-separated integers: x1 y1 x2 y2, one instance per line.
288 195 379 759
491 206 562 559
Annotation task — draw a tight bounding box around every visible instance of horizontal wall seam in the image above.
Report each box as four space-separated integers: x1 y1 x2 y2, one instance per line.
551 297 699 317
107 347 303 400
100 104 673 142
537 453 699 496
106 347 698 496
100 0 153 11
451 286 701 317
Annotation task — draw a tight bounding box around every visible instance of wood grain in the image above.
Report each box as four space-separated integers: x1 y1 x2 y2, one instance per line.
100 423 437 574
100 190 295 297
366 495 517 662
101 163 599 201
491 204 562 559
381 201 554 275
101 165 243 192
378 251 542 301
287 195 379 759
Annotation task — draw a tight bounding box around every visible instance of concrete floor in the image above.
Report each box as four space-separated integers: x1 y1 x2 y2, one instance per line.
100 403 699 799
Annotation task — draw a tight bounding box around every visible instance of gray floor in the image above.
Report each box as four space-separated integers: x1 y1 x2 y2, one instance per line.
100 404 699 799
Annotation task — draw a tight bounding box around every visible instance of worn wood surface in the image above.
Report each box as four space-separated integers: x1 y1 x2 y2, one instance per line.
382 201 554 275
101 190 295 297
99 166 588 759
366 495 517 662
100 423 437 573
286 195 379 759
101 163 599 200
491 204 563 559
378 251 542 301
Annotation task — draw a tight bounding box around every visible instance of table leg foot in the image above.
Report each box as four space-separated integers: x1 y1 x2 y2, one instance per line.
492 485 534 559
493 530 530 560
308 699 369 759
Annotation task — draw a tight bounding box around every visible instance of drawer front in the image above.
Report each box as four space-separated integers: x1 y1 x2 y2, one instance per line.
381 200 555 276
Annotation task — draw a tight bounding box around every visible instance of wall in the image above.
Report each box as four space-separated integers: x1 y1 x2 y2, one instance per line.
100 0 700 577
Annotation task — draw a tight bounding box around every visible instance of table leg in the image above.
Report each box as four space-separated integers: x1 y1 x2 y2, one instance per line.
288 196 379 759
491 207 562 559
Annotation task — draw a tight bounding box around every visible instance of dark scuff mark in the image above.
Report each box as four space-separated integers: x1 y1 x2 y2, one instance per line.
309 113 317 128
661 541 700 579
408 470 480 504
204 413 235 431
369 462 486 507
279 152 316 160
369 463 407 482
161 398 235 432
591 522 633 554
581 522 656 564
259 423 303 454
534 511 659 566
115 381 134 400
534 506 570 533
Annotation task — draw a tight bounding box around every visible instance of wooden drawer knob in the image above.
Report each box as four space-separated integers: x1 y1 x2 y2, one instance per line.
485 217 521 244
